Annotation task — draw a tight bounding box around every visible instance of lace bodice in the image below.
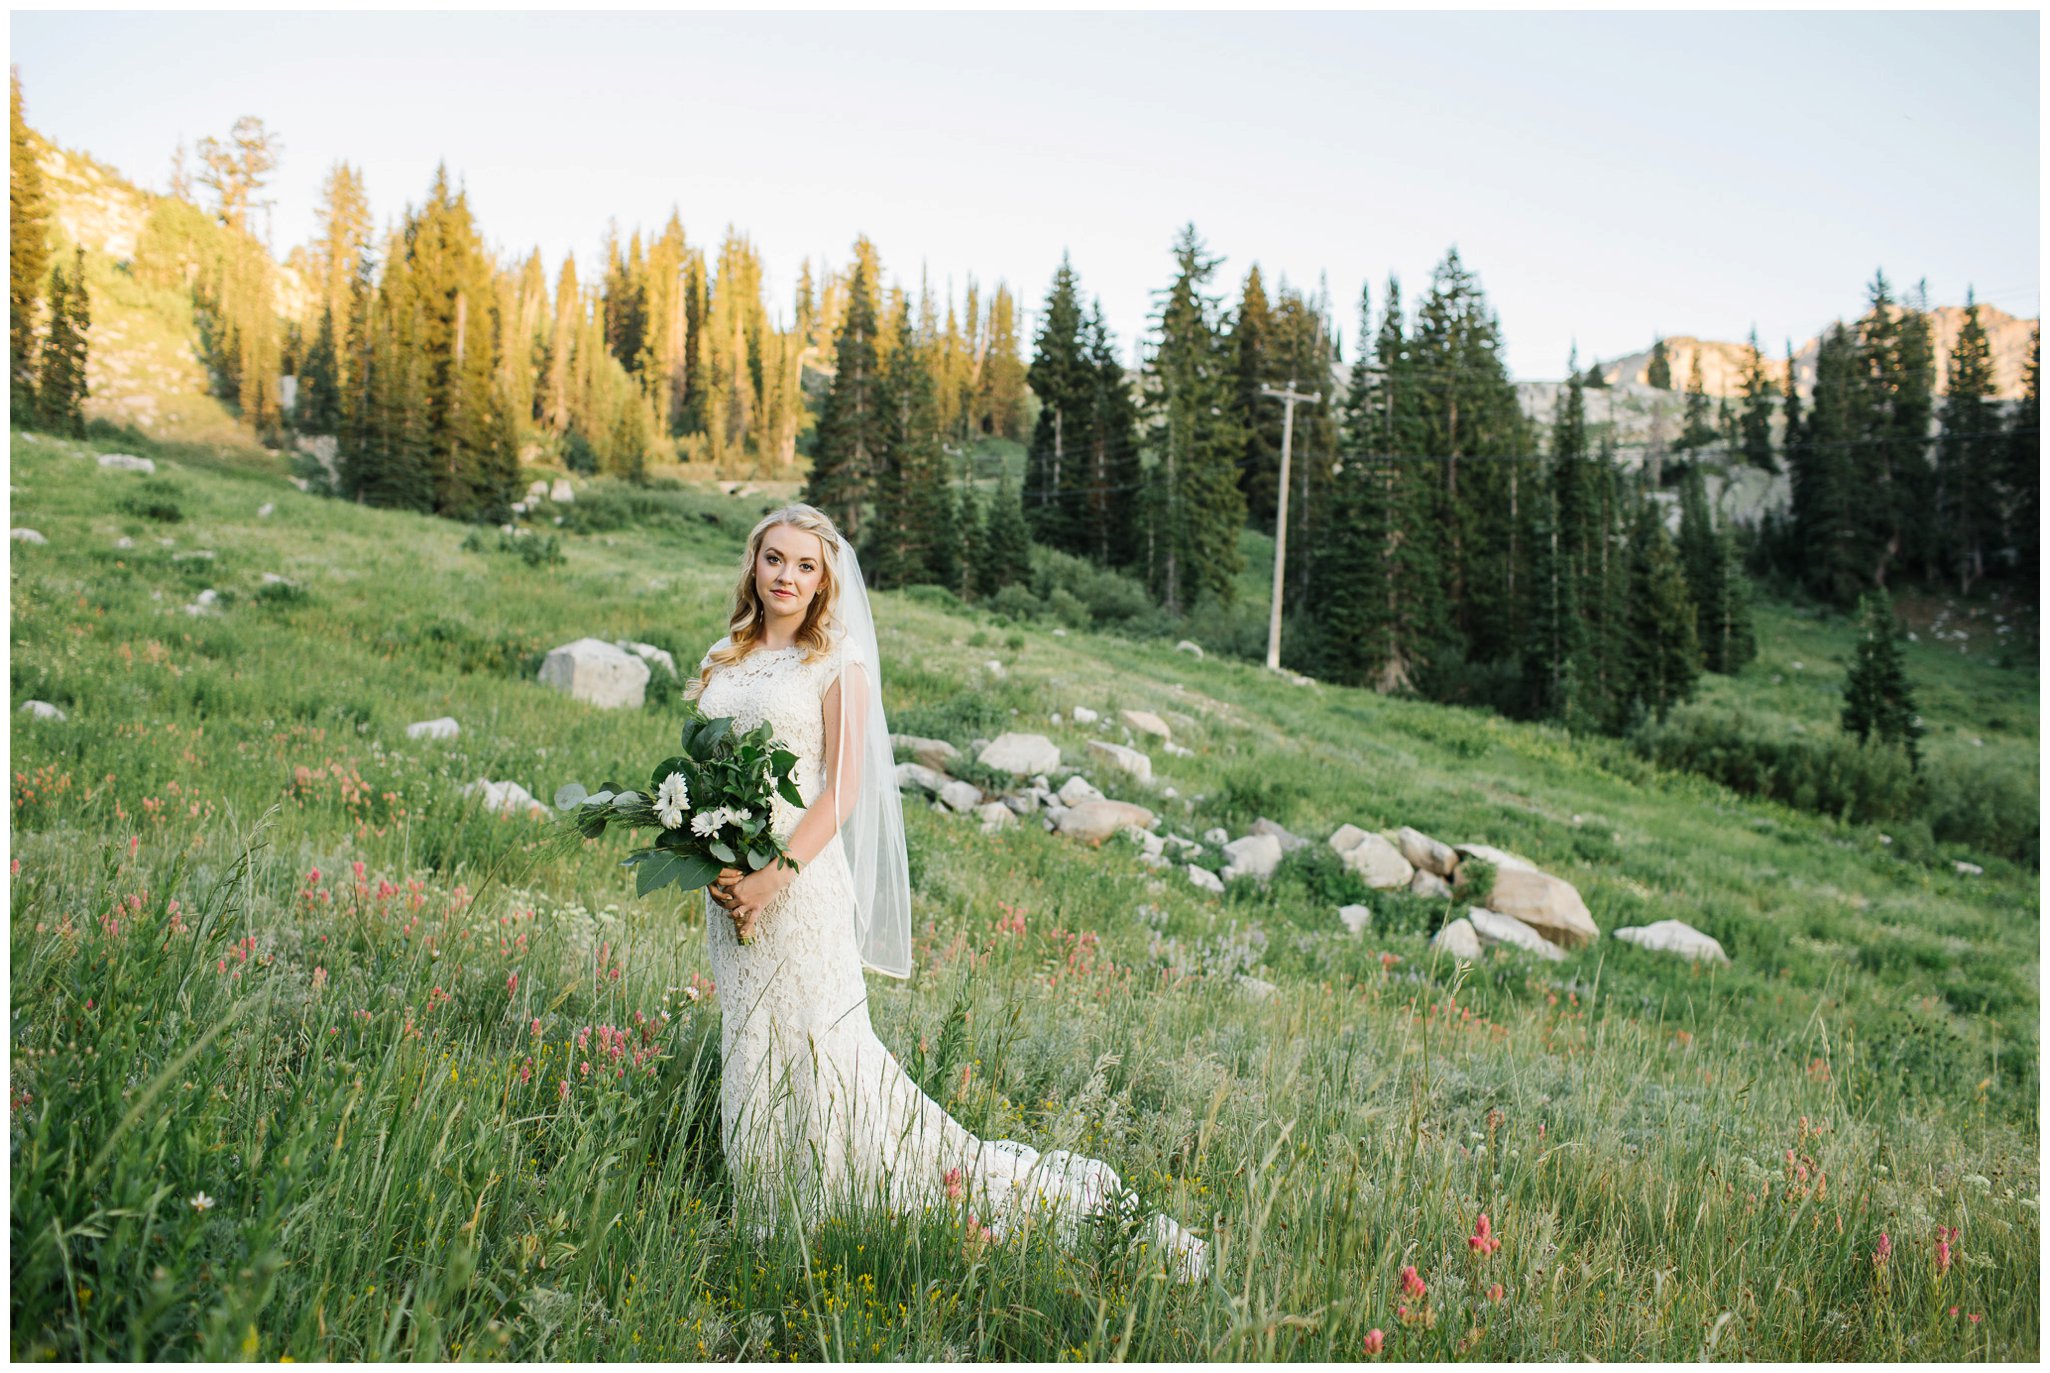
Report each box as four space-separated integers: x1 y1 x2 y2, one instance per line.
695 635 850 839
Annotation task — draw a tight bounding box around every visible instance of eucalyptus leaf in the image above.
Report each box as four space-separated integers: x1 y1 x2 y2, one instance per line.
584 789 615 807
708 839 736 865
554 782 589 810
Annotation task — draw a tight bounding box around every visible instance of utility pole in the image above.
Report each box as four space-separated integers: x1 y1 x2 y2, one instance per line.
1260 378 1322 671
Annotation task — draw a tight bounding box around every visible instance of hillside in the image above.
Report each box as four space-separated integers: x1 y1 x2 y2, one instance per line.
8 427 2037 1359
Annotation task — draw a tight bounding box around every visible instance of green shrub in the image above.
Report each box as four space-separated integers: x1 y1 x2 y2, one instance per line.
987 584 1043 623
118 480 185 523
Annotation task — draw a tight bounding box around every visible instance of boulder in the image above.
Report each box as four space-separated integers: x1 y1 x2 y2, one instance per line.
113 536 134 549
1071 705 1100 725
1201 826 1229 845
1337 903 1372 936
527 478 550 502
615 640 679 678
183 589 220 617
1250 817 1309 852
1186 864 1224 894
257 502 275 518
1409 869 1454 900
406 717 460 741
1613 920 1729 964
1057 775 1106 807
983 659 1005 677
1953 860 1984 877
976 801 1015 834
1174 640 1205 659
1430 917 1484 962
1163 741 1195 758
1056 799 1157 845
1467 908 1565 962
978 732 1061 777
937 780 983 813
1328 823 1373 855
463 777 549 818
894 762 946 795
549 478 575 503
1121 709 1173 740
891 734 961 771
1221 833 1284 882
1454 842 1538 873
1340 833 1415 890
1088 739 1152 784
97 453 155 473
1002 791 1040 815
1394 825 1458 877
10 528 47 544
538 637 650 709
1137 850 1169 869
1484 866 1599 948
19 700 66 721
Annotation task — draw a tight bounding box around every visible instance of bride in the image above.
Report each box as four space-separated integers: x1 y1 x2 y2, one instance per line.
687 502 1206 1281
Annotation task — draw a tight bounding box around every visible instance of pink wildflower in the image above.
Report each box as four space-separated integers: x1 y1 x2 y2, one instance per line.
1400 1265 1427 1299
1968 1313 1982 1325
530 1017 543 1035
506 971 518 995
1468 1212 1501 1256
1936 1239 1952 1273
1486 1283 1505 1302
943 1167 965 1201
1873 1232 1892 1267
307 867 321 885
1362 1329 1384 1356
312 966 327 990
557 1079 570 1100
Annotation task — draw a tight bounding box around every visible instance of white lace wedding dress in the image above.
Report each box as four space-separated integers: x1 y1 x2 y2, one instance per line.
696 634 1207 1280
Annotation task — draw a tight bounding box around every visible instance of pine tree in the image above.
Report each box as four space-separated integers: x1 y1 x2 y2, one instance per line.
806 249 884 540
10 69 51 423
1645 335 1672 390
1780 339 1803 466
297 304 342 434
869 310 950 587
1675 465 1731 671
1676 350 1716 454
2003 326 2040 595
977 477 1031 593
310 162 372 341
1141 224 1245 613
975 283 1028 440
1937 289 1999 593
1084 297 1141 568
1841 591 1921 767
1520 475 1584 725
1738 328 1775 471
1024 255 1088 552
1232 265 1281 529
954 480 986 601
1791 323 1864 606
34 247 88 435
1623 498 1700 724
1718 526 1758 671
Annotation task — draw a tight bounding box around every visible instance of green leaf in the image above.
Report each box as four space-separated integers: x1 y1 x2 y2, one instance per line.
778 779 804 807
746 847 773 871
695 715 733 757
708 839 736 865
583 789 615 807
554 782 589 810
771 749 797 775
634 850 692 897
650 756 687 789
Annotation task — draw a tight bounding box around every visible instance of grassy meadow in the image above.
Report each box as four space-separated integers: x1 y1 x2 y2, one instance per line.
7 426 2039 1360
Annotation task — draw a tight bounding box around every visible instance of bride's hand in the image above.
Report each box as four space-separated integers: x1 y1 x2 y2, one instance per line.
716 864 791 943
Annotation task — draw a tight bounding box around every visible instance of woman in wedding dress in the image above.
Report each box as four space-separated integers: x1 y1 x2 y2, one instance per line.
687 503 1206 1281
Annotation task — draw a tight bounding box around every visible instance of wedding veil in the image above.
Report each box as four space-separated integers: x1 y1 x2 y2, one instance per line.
830 539 913 979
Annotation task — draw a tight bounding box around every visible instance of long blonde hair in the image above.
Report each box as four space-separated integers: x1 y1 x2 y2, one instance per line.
689 504 844 696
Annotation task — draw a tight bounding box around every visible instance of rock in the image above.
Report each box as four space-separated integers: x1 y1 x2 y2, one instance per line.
538 637 651 709
463 777 549 818
1339 833 1415 890
172 550 215 561
1057 775 1106 807
1953 859 1984 876
1485 867 1599 948
894 762 946 795
183 589 220 616
1394 825 1458 877
257 502 275 518
1337 903 1372 936
1087 739 1152 784
19 700 66 721
1454 842 1538 873
1174 640 1205 659
406 717 460 741
1409 869 1454 900
1125 826 1166 857
1221 833 1285 881
1163 741 1195 758
613 640 679 678
1138 850 1169 869
549 478 575 503
976 801 1015 834
891 734 961 772
1328 823 1373 855
1235 974 1278 1001
527 479 550 501
113 536 134 549
983 659 1005 677
1121 709 1172 740
1202 826 1229 845
1056 800 1157 844
10 528 46 544
1430 918 1484 961
1612 919 1729 964
1002 791 1040 815
97 453 155 473
1071 705 1099 725
937 780 983 813
1289 674 1313 687
1186 864 1224 894
978 732 1061 777
1250 817 1309 852
1467 908 1566 961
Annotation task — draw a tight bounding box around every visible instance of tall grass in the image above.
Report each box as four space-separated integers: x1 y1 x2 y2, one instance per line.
8 428 2038 1359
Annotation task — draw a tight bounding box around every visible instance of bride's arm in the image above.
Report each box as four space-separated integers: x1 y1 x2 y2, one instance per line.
781 663 866 866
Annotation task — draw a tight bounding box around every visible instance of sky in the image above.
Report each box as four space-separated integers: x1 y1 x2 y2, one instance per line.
8 7 2040 379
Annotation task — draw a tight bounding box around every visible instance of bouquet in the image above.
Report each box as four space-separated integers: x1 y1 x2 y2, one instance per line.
554 704 806 901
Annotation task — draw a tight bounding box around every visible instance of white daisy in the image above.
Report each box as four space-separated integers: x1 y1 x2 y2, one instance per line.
690 811 719 838
657 805 685 831
655 772 690 813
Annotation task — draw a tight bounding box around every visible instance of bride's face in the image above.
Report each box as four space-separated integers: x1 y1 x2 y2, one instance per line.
754 525 827 626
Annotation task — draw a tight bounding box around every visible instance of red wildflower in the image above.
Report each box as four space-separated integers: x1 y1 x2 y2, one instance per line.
1486 1283 1505 1302
1468 1213 1501 1256
1400 1265 1427 1299
1362 1329 1384 1356
1873 1232 1892 1267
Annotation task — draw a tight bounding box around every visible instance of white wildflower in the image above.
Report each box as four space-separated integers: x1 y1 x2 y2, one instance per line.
655 772 691 814
191 1192 215 1212
657 805 685 831
690 812 719 838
